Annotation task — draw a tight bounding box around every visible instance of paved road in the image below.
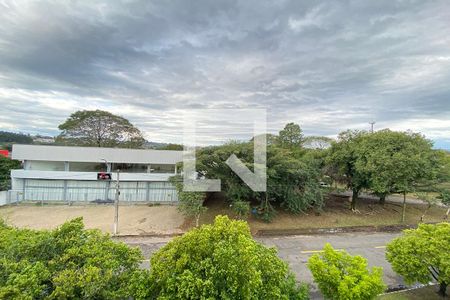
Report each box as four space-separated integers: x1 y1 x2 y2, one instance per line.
118 232 404 299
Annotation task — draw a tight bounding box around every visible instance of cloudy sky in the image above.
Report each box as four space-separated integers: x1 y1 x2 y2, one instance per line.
0 0 449 148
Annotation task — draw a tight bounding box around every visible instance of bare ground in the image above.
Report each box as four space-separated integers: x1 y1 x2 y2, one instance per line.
0 204 185 235
195 193 449 234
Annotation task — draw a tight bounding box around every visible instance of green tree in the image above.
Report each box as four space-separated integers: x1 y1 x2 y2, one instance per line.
0 131 33 144
169 175 207 227
195 141 323 220
278 122 304 149
437 189 450 219
386 223 450 296
358 130 437 206
326 130 370 211
303 136 333 150
157 143 183 150
57 110 145 148
308 243 385 300
146 215 309 299
0 156 21 191
0 218 146 299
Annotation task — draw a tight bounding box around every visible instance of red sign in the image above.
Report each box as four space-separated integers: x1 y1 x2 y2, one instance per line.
0 150 9 158
97 172 112 180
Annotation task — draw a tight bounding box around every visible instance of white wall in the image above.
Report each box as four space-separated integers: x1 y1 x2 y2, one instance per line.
27 161 65 171
0 191 6 206
11 178 178 203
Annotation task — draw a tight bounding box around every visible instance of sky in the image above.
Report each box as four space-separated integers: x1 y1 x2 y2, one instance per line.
0 0 449 148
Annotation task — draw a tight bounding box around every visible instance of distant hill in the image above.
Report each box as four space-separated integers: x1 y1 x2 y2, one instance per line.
0 130 181 150
144 141 183 150
0 131 33 144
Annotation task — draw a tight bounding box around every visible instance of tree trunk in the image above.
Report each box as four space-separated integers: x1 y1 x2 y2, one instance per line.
401 192 407 223
438 282 447 296
379 194 386 205
444 208 449 220
351 188 359 211
420 203 431 222
195 214 200 227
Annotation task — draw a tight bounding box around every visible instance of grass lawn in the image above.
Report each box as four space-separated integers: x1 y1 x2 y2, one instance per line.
378 285 448 300
188 193 449 234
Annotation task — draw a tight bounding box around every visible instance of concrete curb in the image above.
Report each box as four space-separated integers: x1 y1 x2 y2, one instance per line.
112 222 443 239
254 223 437 237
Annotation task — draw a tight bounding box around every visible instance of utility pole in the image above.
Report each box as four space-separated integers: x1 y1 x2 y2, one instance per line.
113 169 120 235
369 121 376 133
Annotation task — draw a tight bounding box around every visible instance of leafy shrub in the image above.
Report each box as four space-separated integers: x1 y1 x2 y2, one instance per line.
169 175 207 227
308 243 385 300
386 222 450 296
231 200 250 219
195 141 323 218
146 215 309 299
0 218 146 299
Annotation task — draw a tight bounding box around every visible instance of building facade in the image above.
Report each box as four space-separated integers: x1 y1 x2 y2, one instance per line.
10 144 183 203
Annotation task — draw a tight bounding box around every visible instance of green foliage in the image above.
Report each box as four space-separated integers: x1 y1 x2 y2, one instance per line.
56 110 145 148
0 156 21 191
147 215 309 300
437 189 450 206
169 175 207 227
303 136 333 150
278 122 305 149
308 243 385 300
230 200 251 219
196 140 323 218
326 130 370 210
0 218 146 299
327 129 438 209
386 222 450 295
359 130 437 198
0 131 33 144
156 143 183 150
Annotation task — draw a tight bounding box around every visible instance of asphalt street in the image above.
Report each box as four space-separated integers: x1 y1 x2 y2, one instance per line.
119 232 405 299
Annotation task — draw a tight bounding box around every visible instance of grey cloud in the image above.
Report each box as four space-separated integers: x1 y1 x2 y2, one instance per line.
0 0 449 146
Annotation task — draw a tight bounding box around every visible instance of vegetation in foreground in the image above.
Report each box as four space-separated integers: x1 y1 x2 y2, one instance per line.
144 215 309 300
386 222 450 296
308 244 386 300
2 216 447 300
0 216 309 300
0 218 144 299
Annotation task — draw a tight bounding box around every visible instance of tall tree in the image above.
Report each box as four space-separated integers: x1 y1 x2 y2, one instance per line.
359 130 438 206
326 130 370 211
56 110 145 148
278 122 304 149
195 141 323 220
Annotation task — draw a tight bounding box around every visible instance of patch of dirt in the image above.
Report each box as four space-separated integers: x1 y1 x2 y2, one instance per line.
0 204 185 235
197 194 449 233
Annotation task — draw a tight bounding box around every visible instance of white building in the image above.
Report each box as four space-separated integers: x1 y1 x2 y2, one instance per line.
10 144 182 203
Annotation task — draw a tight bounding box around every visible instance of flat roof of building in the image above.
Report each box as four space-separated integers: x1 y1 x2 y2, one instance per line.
12 144 183 165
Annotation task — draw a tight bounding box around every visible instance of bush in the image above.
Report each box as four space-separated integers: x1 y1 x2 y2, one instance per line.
169 175 207 227
231 200 251 219
386 222 450 296
308 243 385 300
0 218 146 299
146 215 309 299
